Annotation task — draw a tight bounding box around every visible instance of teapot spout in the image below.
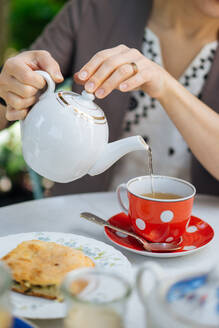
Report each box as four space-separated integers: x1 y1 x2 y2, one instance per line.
88 136 148 176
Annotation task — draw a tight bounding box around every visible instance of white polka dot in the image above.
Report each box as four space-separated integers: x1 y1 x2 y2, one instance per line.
183 245 196 251
160 210 174 223
136 218 146 230
199 223 206 229
166 237 174 242
186 226 198 233
116 232 128 238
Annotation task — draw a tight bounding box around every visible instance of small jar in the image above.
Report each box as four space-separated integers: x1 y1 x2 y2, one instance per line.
61 268 132 328
0 264 12 328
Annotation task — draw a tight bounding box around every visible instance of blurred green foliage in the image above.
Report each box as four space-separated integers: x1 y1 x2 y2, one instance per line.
0 0 68 204
4 0 67 181
0 123 25 178
10 0 67 50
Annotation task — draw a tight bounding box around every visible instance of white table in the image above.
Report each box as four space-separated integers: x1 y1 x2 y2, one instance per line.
0 192 218 328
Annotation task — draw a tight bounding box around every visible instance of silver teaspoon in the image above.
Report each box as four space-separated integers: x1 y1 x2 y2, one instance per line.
80 212 182 252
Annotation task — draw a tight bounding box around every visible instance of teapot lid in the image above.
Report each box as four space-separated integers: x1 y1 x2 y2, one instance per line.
57 90 106 124
165 266 219 327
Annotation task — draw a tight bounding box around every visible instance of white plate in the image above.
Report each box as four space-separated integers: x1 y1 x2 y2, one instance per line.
0 232 132 319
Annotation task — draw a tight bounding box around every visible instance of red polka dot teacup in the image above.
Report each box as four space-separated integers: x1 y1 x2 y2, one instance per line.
116 176 196 243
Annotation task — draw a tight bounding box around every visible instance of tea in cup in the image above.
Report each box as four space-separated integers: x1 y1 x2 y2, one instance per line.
116 175 196 243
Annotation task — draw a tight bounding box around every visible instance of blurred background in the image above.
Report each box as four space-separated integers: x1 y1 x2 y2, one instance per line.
0 0 68 206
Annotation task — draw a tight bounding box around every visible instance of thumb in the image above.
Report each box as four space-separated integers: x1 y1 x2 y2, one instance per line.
34 51 64 83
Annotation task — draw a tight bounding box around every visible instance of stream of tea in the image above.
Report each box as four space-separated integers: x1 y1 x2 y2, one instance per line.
143 143 181 200
141 138 155 196
147 147 155 197
147 146 155 196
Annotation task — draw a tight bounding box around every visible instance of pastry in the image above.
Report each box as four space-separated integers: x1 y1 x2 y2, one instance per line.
1 239 94 300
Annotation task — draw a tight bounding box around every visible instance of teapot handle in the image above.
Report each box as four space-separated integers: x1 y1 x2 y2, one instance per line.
116 183 129 215
136 262 164 304
35 70 56 99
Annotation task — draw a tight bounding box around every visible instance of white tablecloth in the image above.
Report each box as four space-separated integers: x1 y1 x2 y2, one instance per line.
0 192 218 328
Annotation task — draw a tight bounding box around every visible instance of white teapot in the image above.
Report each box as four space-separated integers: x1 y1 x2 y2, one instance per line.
20 70 148 183
137 262 219 328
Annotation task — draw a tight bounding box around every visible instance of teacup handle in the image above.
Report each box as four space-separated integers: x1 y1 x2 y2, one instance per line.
116 183 129 215
136 262 164 304
35 70 56 99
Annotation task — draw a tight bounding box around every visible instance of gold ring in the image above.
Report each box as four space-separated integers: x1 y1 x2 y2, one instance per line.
130 62 138 75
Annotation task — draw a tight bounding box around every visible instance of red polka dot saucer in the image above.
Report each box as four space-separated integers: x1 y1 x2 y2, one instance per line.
104 213 214 258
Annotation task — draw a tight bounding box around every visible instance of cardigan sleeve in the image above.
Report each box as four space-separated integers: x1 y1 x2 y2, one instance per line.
30 0 88 78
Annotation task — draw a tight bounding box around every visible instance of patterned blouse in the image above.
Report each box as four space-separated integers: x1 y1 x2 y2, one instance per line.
110 28 218 190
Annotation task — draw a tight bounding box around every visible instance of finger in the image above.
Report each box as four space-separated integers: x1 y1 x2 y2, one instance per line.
84 48 141 93
119 73 146 92
6 58 46 89
7 76 38 98
5 91 36 110
119 63 152 92
73 72 85 86
6 105 28 121
77 45 129 81
34 51 64 83
95 64 135 98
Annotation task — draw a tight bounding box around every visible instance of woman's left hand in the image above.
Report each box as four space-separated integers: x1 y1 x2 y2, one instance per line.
74 44 168 100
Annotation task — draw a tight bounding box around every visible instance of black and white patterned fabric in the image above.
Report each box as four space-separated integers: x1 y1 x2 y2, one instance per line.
110 28 218 190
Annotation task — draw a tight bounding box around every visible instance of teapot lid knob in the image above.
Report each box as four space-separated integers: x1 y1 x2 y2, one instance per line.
82 90 95 101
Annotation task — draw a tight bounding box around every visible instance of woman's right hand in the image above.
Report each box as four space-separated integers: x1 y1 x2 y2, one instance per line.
0 50 64 121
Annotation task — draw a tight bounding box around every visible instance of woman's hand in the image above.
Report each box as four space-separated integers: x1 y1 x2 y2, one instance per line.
0 50 63 121
75 44 168 99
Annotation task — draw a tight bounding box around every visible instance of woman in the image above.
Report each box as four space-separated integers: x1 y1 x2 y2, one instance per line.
0 0 219 195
